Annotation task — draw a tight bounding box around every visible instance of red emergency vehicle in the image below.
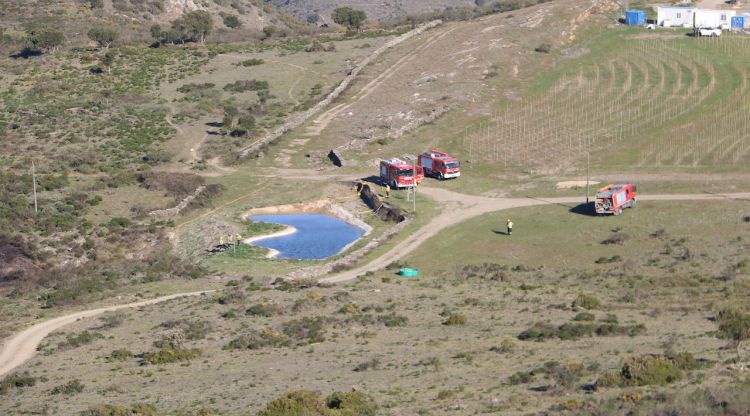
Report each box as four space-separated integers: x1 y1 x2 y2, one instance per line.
595 183 637 215
418 150 461 180
380 158 424 188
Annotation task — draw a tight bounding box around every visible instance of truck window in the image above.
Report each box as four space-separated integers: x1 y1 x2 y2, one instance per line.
445 162 460 168
398 169 414 177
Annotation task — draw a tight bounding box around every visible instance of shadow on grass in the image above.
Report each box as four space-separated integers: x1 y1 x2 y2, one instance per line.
569 202 598 217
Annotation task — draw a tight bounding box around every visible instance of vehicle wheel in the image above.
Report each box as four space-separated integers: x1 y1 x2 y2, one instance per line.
438 173 444 181
630 198 637 208
616 208 623 216
391 180 397 189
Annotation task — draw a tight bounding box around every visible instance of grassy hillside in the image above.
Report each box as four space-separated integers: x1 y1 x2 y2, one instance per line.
2 200 749 415
0 0 313 48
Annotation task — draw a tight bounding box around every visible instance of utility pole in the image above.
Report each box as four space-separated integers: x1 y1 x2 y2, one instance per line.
412 164 417 213
586 151 590 205
31 160 38 215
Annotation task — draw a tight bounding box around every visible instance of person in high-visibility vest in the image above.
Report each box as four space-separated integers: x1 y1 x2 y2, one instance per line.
236 233 242 247
385 183 391 198
219 235 225 246
506 219 513 235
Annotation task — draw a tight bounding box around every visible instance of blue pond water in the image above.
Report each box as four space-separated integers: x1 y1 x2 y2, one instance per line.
250 214 365 260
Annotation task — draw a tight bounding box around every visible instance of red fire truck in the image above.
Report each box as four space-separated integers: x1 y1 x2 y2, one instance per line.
418 150 461 180
380 158 424 189
595 183 637 215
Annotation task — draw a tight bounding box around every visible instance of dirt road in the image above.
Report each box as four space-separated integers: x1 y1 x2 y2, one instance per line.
319 188 750 284
0 291 214 378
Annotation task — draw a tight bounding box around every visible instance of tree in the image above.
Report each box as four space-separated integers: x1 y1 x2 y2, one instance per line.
331 7 367 31
237 114 255 133
99 50 115 74
181 10 213 43
26 28 64 52
87 27 118 49
150 24 162 42
716 308 750 359
222 14 241 29
222 106 239 132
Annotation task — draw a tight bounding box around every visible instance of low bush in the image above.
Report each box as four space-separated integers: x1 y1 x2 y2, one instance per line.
282 317 327 344
247 302 285 317
237 58 264 66
50 379 84 396
572 293 601 310
443 314 468 326
58 331 104 350
141 347 200 365
517 322 557 341
534 43 552 53
601 233 630 245
80 403 157 416
176 83 215 94
255 389 377 416
596 354 684 388
379 313 408 327
353 358 380 372
108 349 134 362
519 322 644 341
573 312 596 321
0 372 37 395
223 79 269 93
225 328 290 350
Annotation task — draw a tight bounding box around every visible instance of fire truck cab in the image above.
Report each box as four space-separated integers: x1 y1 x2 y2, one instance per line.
418 150 460 180
380 158 424 189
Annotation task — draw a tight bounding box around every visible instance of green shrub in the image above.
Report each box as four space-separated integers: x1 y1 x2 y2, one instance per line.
621 355 683 386
282 317 327 344
247 303 286 317
508 370 535 385
379 313 408 327
517 322 556 341
572 294 601 310
237 58 264 66
142 347 200 365
326 390 378 416
0 373 37 395
108 349 133 362
353 358 380 372
573 312 595 321
80 403 157 416
50 379 84 396
255 390 377 416
597 355 684 388
58 331 104 350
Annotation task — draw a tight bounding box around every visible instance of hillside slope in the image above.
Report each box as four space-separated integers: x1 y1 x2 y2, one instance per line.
267 0 477 24
0 0 310 45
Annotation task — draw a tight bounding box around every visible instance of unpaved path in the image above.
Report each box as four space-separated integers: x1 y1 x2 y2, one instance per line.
0 291 214 377
319 188 750 284
305 25 456 136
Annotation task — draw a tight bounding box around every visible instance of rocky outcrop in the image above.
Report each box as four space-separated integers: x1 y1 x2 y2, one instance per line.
149 186 206 218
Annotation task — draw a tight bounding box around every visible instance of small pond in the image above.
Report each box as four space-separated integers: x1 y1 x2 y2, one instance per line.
250 214 366 260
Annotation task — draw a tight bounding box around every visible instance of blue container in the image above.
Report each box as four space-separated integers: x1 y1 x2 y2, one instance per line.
731 16 745 29
625 10 646 26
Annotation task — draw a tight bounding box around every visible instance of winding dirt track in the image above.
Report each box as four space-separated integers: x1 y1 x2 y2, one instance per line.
0 291 214 378
2 188 749 378
319 188 750 284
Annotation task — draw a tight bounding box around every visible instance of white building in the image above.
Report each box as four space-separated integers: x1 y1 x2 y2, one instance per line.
657 7 736 29
695 9 735 29
657 6 695 27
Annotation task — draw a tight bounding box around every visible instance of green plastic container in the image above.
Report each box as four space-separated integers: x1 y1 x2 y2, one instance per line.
399 268 419 277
